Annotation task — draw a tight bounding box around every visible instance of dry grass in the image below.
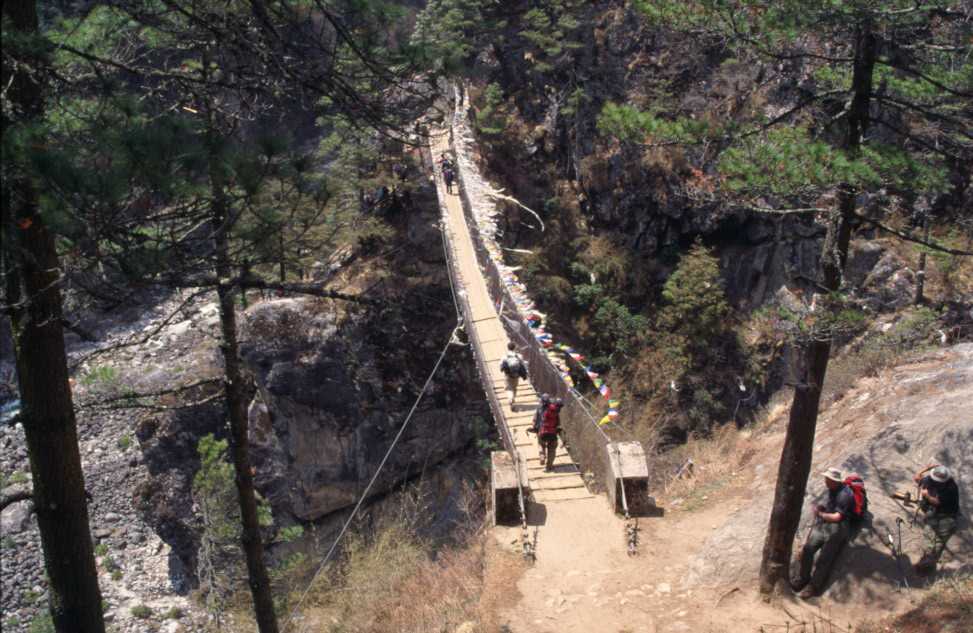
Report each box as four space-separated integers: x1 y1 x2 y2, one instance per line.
856 574 973 633
220 526 524 633
653 424 759 511
296 528 523 633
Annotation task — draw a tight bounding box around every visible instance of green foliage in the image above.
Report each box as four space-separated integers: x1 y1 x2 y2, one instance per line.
7 470 29 486
658 242 730 345
79 365 119 389
111 569 123 582
23 589 43 604
475 83 508 136
94 542 109 557
28 613 54 633
116 434 132 451
193 434 240 542
412 0 503 74
130 604 153 620
163 606 184 620
624 0 971 226
719 128 949 197
101 554 119 573
597 102 716 144
277 525 305 544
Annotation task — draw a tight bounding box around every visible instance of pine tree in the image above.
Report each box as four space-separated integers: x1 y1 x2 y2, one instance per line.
622 0 973 594
1 1 106 631
19 3 428 629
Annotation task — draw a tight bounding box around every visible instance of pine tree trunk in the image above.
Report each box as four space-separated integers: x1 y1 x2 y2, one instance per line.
3 2 106 629
758 17 876 596
206 121 280 633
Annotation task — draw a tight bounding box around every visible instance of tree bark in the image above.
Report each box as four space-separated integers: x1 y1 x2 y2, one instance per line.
206 108 280 633
758 17 876 596
2 4 107 629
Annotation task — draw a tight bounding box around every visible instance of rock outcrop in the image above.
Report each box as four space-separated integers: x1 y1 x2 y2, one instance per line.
686 343 973 599
239 296 485 521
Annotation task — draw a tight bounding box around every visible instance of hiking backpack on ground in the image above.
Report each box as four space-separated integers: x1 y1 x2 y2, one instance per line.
844 474 868 522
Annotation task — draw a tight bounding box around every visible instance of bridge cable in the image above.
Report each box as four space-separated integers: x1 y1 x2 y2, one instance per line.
284 322 463 633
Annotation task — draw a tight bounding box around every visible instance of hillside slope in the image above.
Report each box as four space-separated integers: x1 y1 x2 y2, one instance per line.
488 343 972 633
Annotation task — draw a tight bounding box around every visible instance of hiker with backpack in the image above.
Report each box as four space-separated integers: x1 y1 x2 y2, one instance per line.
529 393 551 462
443 165 455 194
913 465 960 574
528 397 563 472
499 342 527 406
792 467 860 599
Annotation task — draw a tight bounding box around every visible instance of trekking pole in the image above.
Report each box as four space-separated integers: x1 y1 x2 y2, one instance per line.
889 518 910 591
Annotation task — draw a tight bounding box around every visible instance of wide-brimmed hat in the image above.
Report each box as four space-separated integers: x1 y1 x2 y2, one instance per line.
931 466 951 483
822 468 843 483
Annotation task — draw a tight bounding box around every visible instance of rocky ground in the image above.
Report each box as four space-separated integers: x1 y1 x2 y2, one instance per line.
1 172 490 631
2 289 213 632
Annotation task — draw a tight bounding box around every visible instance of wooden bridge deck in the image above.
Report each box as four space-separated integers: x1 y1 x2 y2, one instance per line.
431 132 592 505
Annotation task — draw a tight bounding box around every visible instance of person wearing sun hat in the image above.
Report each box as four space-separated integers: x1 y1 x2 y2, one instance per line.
792 467 856 599
913 464 960 574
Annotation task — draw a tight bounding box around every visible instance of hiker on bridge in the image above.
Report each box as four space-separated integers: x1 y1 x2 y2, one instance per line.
793 467 857 599
443 165 456 194
529 393 551 462
499 342 527 407
535 397 563 472
438 153 456 193
914 465 960 574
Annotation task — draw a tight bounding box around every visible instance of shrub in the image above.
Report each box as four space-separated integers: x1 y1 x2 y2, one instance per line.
657 240 730 347
163 606 184 620
80 365 119 388
29 614 54 633
475 83 507 136
117 434 132 451
130 604 153 619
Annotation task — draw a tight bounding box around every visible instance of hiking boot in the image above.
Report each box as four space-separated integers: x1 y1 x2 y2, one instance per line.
790 579 808 593
914 561 935 575
797 586 817 600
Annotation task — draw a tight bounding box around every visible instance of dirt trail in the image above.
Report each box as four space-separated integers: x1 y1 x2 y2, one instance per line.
430 127 786 632
430 117 970 631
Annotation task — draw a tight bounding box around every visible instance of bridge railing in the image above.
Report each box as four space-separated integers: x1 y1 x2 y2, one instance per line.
450 149 614 494
425 141 524 474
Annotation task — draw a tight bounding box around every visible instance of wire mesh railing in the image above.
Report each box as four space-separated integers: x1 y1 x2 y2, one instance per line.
448 138 616 495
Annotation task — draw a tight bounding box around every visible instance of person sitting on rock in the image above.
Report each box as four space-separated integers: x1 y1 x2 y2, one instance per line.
914 465 960 574
792 467 855 599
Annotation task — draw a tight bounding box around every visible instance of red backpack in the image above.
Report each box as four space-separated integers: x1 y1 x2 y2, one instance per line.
844 474 868 521
540 404 560 437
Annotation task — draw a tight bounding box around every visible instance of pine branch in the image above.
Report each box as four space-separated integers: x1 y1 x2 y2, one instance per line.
855 213 973 256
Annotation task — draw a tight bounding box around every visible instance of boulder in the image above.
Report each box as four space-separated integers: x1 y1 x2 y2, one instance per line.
1 499 32 534
845 240 886 288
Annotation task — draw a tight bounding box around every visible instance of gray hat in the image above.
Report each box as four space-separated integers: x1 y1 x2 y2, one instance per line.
540 393 550 403
931 466 951 483
822 467 843 483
